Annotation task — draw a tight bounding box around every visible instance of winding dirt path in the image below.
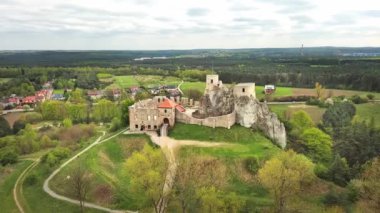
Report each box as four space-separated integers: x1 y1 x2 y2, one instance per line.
13 159 39 213
144 131 230 210
43 129 135 213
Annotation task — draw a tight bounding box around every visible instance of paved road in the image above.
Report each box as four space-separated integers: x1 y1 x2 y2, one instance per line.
13 159 39 213
177 80 184 95
43 129 135 213
1 108 34 115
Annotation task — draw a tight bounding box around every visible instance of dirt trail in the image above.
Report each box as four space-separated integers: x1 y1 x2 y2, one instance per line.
145 131 230 210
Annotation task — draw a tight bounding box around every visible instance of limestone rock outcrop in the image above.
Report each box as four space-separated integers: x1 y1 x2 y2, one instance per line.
194 86 235 118
235 97 287 148
193 86 287 148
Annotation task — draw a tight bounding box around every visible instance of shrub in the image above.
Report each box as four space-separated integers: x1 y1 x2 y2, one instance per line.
350 95 368 104
109 117 122 132
13 119 26 134
244 157 260 174
42 147 71 167
0 147 18 166
24 174 38 186
0 117 11 137
19 112 43 124
366 94 375 100
272 95 313 102
62 118 73 128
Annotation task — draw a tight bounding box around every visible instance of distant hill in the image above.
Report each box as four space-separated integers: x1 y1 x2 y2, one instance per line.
0 47 380 66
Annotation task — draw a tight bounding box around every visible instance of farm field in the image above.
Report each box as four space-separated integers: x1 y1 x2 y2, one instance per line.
107 75 181 89
269 104 326 124
0 160 33 213
180 80 380 100
49 134 157 211
269 102 380 127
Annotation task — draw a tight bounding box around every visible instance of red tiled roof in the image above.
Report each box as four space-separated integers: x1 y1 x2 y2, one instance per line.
175 105 186 112
8 97 20 103
23 96 36 103
158 98 177 108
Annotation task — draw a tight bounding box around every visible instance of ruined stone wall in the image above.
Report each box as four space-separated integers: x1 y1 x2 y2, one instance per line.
176 109 236 129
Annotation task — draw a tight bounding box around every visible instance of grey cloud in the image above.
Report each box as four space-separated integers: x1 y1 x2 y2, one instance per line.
360 10 380 18
187 8 209 17
233 18 278 27
325 14 356 26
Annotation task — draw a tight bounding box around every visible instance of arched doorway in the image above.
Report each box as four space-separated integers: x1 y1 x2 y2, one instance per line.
140 125 145 131
163 118 169 125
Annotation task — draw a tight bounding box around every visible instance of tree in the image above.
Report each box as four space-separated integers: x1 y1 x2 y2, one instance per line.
174 156 228 213
121 98 134 126
62 118 73 128
289 110 314 136
366 94 375 100
353 157 380 211
135 91 151 101
183 89 203 101
326 154 351 186
13 119 26 134
66 103 87 123
0 147 18 166
0 117 11 137
70 163 92 213
258 150 315 213
315 82 325 100
109 117 122 132
300 127 333 163
196 186 224 213
322 102 356 130
223 192 245 213
92 99 120 123
125 144 168 213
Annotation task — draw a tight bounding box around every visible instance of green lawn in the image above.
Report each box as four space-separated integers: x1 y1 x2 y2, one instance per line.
180 82 206 93
112 76 140 88
356 102 380 127
53 89 65 94
0 160 33 213
256 86 293 99
49 134 157 211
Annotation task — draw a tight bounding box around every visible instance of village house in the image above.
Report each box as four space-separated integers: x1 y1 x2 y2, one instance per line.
87 90 103 100
264 85 276 95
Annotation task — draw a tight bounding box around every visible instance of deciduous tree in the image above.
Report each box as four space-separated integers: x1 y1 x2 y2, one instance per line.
258 150 315 213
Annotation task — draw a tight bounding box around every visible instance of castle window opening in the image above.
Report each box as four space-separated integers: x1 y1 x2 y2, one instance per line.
148 125 151 129
242 88 245 93
164 109 167 113
135 125 138 129
158 98 160 102
154 125 157 129
211 79 213 83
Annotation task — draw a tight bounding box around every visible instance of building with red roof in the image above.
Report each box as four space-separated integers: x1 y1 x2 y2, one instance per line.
129 96 184 132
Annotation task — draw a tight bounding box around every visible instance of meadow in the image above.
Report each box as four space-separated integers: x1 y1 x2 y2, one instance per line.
269 102 380 127
106 75 181 89
0 160 33 213
48 134 157 211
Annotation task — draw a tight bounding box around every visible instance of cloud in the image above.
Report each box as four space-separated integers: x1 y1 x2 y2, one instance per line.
187 8 209 17
0 0 379 49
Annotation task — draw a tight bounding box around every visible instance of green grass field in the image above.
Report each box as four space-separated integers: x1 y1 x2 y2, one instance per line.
108 75 181 89
356 103 380 127
0 78 11 84
170 123 280 159
256 86 293 99
180 82 206 93
0 160 33 213
53 89 65 94
269 104 326 124
49 134 157 211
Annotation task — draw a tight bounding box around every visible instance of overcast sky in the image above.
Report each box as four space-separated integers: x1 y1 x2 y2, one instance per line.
0 0 379 50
